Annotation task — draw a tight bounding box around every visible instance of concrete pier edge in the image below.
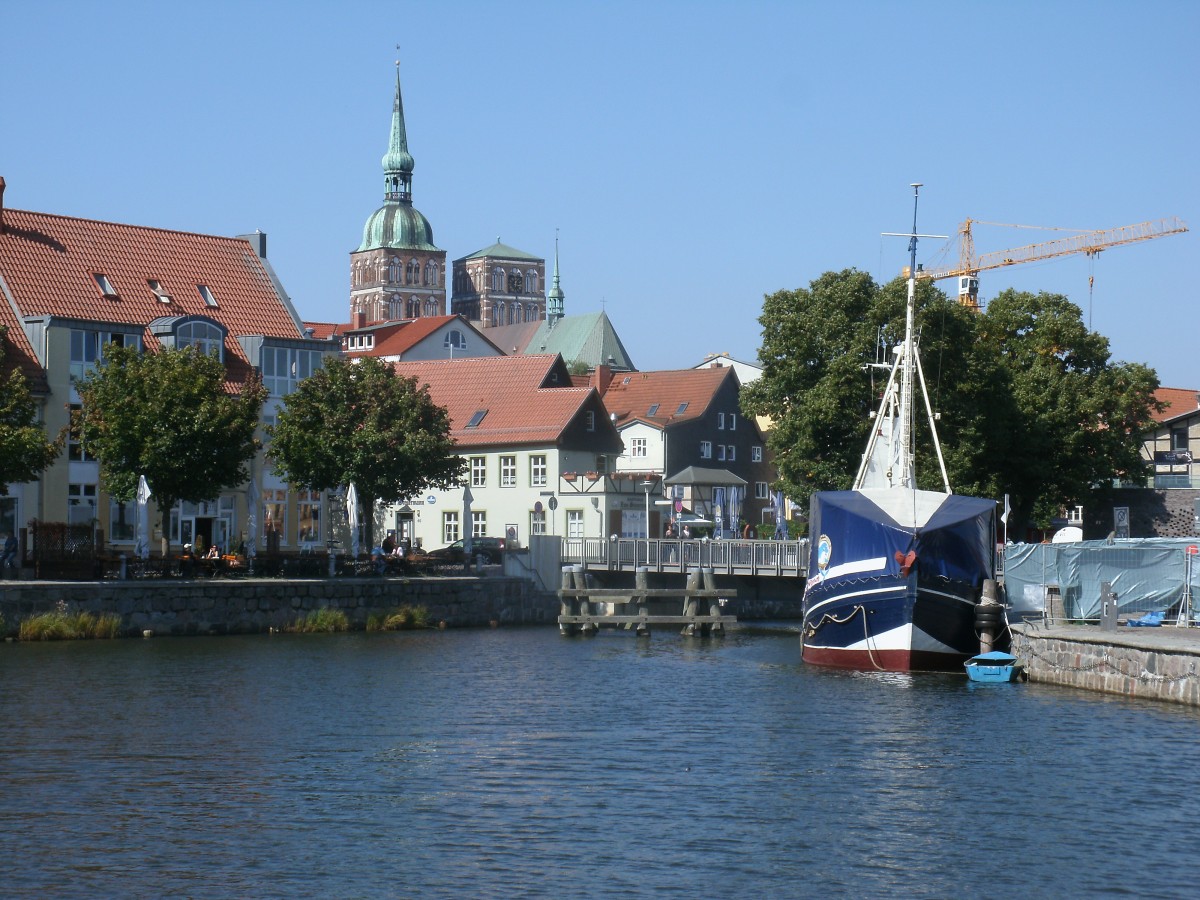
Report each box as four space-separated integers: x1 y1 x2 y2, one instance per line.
1011 622 1200 706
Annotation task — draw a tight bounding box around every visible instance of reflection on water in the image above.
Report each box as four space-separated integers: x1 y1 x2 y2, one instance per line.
2 626 1199 898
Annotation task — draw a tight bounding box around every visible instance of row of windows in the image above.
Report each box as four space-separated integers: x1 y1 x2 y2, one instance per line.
700 442 737 461
717 412 737 430
469 455 548 488
385 296 442 320
352 258 441 288
261 347 325 397
91 273 218 308
487 268 539 294
489 301 541 327
69 329 140 380
441 508 587 544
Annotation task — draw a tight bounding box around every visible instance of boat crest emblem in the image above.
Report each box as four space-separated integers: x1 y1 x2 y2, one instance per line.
816 534 832 571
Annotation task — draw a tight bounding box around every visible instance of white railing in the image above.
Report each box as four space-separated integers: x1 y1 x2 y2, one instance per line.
560 537 809 578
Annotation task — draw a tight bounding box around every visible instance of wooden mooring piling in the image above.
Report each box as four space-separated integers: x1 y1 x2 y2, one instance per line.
557 565 737 637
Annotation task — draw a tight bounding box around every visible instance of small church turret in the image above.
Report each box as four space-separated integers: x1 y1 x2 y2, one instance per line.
547 231 565 324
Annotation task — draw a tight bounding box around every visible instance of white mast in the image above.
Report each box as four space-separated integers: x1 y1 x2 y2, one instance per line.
855 184 952 493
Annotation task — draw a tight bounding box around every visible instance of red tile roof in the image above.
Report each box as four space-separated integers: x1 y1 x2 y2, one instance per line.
304 321 344 341
340 315 503 360
599 366 732 427
0 205 308 388
390 354 621 450
1153 387 1200 423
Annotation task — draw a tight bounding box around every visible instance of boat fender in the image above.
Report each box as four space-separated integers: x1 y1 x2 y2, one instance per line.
894 550 917 577
974 602 1002 628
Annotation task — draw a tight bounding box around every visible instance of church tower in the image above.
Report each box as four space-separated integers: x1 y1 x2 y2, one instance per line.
349 64 446 326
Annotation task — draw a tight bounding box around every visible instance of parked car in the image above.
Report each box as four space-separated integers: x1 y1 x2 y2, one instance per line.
426 537 505 564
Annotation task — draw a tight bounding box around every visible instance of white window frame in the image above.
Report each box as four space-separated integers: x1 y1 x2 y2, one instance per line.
700 441 712 459
530 509 547 535
530 455 548 487
500 456 517 488
752 445 763 462
717 444 726 461
567 509 584 538
443 511 460 544
630 437 647 458
470 456 487 487
718 412 726 430
755 482 769 499
472 510 487 537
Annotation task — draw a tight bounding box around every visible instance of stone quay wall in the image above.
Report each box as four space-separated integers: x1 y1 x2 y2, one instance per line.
0 577 560 637
1011 625 1200 706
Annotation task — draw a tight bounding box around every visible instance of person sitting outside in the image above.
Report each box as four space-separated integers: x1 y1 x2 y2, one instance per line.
205 545 220 560
382 532 397 556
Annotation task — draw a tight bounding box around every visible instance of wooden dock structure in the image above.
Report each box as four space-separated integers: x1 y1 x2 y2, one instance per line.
558 565 737 637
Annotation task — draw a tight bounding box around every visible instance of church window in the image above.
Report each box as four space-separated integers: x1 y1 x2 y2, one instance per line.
492 302 505 327
388 258 402 283
525 271 536 293
407 260 420 285
425 262 438 286
406 297 420 318
492 268 505 291
425 299 438 317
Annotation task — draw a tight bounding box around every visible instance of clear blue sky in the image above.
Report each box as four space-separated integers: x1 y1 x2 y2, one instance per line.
5 1 1197 388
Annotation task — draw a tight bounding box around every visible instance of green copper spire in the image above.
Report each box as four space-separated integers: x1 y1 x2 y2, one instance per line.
547 229 565 321
357 63 438 253
382 63 415 202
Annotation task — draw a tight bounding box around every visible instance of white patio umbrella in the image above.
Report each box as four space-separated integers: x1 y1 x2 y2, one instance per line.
346 483 360 558
134 475 152 560
245 475 259 559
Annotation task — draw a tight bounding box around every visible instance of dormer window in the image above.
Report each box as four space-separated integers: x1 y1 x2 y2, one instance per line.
93 273 118 299
198 284 218 307
466 409 488 428
148 279 172 303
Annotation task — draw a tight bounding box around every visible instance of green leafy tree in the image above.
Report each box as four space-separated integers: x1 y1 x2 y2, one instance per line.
742 273 1157 534
978 290 1159 529
75 343 266 552
267 356 465 551
0 326 62 492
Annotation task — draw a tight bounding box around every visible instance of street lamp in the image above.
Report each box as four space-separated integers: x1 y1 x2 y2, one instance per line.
641 480 655 539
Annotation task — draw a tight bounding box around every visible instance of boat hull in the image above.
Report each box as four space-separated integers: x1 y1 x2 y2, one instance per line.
801 488 996 673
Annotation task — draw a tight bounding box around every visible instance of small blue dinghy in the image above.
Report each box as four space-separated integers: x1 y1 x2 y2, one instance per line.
964 650 1022 683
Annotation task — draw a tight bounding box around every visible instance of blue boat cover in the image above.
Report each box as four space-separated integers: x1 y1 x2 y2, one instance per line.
807 490 996 586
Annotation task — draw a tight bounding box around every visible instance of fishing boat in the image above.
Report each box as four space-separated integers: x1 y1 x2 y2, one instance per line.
801 185 997 672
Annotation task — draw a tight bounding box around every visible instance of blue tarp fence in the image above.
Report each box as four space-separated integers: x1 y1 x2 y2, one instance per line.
1002 538 1200 621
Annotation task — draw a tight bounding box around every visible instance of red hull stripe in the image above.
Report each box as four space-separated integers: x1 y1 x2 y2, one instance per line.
802 643 967 673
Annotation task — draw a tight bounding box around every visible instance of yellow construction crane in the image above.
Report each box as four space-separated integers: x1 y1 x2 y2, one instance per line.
910 216 1188 311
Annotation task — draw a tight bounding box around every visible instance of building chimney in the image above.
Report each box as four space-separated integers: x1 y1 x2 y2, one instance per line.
353 309 367 330
0 176 6 233
591 363 614 394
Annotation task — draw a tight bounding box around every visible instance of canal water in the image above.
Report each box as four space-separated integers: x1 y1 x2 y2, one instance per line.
2 625 1198 898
